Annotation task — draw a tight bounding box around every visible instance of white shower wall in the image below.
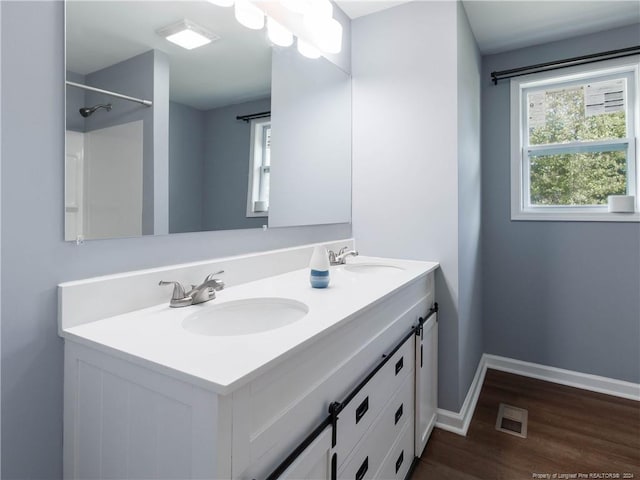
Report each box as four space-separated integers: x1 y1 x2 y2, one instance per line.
65 120 144 240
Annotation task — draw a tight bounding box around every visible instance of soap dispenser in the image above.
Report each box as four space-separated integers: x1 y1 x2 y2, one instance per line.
309 246 330 288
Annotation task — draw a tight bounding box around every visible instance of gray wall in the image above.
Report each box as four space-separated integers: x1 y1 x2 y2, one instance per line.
0 2 350 478
85 50 170 236
482 24 640 383
203 97 270 231
352 1 482 412
170 97 275 233
169 101 205 233
269 48 352 228
456 2 483 402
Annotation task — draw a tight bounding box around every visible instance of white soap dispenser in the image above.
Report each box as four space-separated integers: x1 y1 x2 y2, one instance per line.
309 246 330 288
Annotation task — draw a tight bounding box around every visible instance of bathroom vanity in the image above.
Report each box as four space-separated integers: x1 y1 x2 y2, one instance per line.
59 241 439 479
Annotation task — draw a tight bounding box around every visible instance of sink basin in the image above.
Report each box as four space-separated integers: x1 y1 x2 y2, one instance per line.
343 264 404 274
183 298 309 336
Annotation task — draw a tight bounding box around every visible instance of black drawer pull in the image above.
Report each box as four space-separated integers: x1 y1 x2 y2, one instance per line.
395 451 404 474
394 404 403 424
395 357 403 375
356 456 368 480
355 397 369 424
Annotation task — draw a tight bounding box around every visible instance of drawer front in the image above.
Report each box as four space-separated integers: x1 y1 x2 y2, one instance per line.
337 372 414 480
374 418 413 480
336 335 415 464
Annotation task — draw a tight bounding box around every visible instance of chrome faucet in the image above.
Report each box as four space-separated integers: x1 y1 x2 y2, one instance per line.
328 247 359 266
158 280 192 308
159 271 225 308
189 271 225 304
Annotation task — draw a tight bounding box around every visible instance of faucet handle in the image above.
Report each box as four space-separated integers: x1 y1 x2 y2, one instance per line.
204 270 225 290
338 246 349 255
158 280 188 300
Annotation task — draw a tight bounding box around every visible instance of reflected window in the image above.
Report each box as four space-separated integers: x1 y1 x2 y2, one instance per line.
247 117 271 217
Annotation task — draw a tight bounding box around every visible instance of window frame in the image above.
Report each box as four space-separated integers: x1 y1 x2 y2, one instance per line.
246 117 271 218
510 56 640 222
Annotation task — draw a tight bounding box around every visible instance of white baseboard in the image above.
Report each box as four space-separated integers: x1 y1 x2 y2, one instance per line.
435 355 488 436
484 354 640 402
435 353 640 437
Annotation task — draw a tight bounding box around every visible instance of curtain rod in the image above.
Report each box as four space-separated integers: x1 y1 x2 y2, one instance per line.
491 45 640 85
66 81 153 107
236 111 271 122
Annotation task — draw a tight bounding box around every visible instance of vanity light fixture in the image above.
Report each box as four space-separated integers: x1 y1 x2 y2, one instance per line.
205 0 343 57
157 19 219 50
267 17 294 47
302 12 342 54
297 38 321 59
235 0 265 30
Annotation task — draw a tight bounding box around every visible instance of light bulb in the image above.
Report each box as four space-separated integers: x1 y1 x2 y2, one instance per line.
297 38 320 59
207 0 234 7
267 17 293 47
234 0 264 30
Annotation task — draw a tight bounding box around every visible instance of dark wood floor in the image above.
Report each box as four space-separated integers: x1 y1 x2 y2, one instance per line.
412 369 640 480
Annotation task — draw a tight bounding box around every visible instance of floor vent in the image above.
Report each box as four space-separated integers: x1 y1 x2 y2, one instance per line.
495 403 528 438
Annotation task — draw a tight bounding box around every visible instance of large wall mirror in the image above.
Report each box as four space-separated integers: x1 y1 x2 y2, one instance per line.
65 1 351 241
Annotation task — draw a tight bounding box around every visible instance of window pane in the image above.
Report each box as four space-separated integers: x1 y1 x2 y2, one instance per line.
258 125 271 203
263 126 271 167
528 78 627 146
529 150 627 206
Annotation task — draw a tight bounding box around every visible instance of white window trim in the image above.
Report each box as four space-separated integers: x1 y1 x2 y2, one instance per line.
246 117 270 218
510 56 640 222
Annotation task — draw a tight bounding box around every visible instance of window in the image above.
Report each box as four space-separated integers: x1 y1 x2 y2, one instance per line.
510 57 639 221
246 117 271 217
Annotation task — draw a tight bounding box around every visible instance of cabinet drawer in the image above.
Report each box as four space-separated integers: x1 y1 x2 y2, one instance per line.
336 335 414 464
337 372 414 480
374 418 413 480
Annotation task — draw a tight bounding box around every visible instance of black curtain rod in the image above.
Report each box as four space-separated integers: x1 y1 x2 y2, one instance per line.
491 45 640 85
236 110 271 122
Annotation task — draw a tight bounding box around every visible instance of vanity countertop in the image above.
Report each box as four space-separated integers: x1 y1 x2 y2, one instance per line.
61 256 439 395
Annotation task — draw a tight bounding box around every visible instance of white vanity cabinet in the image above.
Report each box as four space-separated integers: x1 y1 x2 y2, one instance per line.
415 312 438 457
271 308 438 480
60 250 438 480
230 277 433 480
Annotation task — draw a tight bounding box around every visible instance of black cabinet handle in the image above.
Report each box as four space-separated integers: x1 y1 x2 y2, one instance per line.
395 451 404 474
395 357 403 375
356 456 368 480
394 404 403 425
355 397 369 424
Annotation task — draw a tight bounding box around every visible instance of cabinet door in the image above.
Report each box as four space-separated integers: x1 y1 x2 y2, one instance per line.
275 426 334 480
414 313 438 457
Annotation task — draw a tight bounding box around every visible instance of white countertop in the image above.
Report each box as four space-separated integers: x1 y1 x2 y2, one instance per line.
62 256 438 395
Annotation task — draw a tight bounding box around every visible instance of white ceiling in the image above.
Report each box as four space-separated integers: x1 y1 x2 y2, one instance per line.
335 0 640 54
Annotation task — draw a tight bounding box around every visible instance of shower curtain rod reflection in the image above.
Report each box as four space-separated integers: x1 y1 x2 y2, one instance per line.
66 81 153 107
236 111 271 123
